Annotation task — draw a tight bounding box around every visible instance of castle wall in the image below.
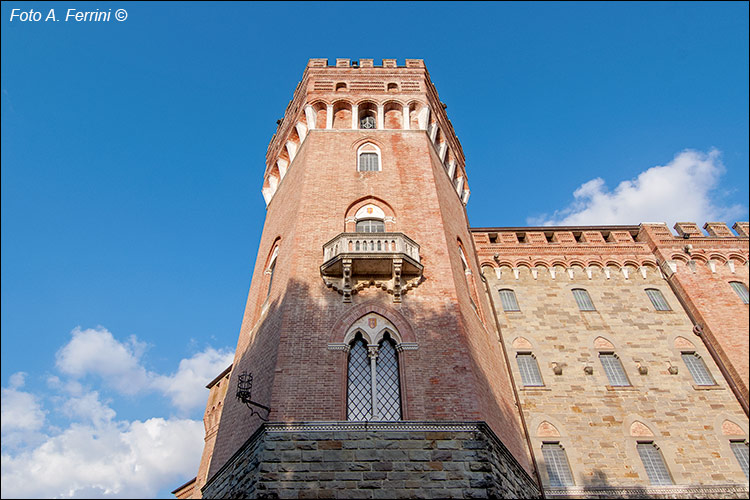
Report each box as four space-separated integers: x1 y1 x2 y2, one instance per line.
473 226 749 496
639 222 749 410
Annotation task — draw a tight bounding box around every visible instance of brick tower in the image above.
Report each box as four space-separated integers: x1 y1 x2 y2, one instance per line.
189 58 540 498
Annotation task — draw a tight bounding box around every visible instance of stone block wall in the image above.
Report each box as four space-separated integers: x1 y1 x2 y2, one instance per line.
472 226 749 496
202 422 539 499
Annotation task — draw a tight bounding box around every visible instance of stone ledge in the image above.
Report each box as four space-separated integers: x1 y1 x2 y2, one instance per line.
545 484 750 499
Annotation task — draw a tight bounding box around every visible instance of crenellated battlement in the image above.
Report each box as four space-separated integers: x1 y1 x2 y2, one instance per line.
471 222 749 277
260 59 468 208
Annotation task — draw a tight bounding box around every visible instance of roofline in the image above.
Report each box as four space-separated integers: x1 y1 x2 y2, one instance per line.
171 476 196 494
470 225 641 233
206 364 233 389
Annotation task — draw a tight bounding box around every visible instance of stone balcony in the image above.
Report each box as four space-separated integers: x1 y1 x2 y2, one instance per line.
320 232 424 303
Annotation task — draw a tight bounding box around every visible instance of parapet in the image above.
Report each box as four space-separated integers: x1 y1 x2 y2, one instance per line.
639 222 750 239
471 226 641 246
307 58 425 69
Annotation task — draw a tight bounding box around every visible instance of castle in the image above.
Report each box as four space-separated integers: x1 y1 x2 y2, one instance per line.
173 59 749 499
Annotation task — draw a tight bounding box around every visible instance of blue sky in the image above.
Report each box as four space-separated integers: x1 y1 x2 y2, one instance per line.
1 2 748 498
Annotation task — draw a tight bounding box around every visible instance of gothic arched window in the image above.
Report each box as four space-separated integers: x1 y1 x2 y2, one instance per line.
346 334 372 421
357 143 381 171
346 332 402 421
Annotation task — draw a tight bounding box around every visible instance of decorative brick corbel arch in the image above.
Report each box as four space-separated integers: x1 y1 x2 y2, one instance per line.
328 300 417 346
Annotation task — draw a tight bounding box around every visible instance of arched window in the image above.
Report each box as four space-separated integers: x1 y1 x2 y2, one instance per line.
346 332 402 421
681 352 715 386
541 442 574 487
354 203 386 233
358 102 377 129
599 352 630 386
264 245 279 300
636 442 673 485
357 143 381 171
572 288 596 311
731 440 749 478
376 334 401 420
645 288 671 311
498 289 520 311
516 353 543 386
346 334 372 421
730 281 749 304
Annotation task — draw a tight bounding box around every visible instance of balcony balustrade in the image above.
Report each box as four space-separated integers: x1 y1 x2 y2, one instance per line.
320 232 424 303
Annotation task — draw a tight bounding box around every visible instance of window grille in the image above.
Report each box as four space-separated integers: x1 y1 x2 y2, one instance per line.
376 337 401 421
499 289 520 311
346 333 402 421
541 443 575 487
358 152 379 171
645 289 671 311
356 219 385 233
347 336 372 421
730 440 749 479
360 115 376 130
599 353 630 386
730 281 749 304
517 353 543 386
572 289 595 311
637 443 673 485
681 352 714 386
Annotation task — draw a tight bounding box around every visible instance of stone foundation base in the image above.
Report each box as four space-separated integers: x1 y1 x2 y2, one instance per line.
202 421 540 499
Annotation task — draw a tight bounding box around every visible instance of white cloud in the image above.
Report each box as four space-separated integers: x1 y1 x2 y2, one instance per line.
1 373 47 449
1 327 233 498
54 327 232 412
152 347 234 413
55 327 151 395
529 149 747 227
1 413 204 498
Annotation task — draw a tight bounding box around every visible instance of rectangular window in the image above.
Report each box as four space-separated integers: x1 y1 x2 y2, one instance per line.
498 289 520 311
645 289 671 311
572 289 595 311
681 352 715 386
730 281 749 304
541 443 575 487
517 353 543 386
599 353 630 386
730 440 749 479
359 152 379 171
637 443 673 485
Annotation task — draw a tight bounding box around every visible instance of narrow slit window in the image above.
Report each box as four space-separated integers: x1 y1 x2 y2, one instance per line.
681 352 715 386
541 443 575 487
645 289 671 311
637 442 673 485
517 353 543 386
572 289 596 311
498 289 520 311
599 353 630 386
730 281 749 304
730 440 749 479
